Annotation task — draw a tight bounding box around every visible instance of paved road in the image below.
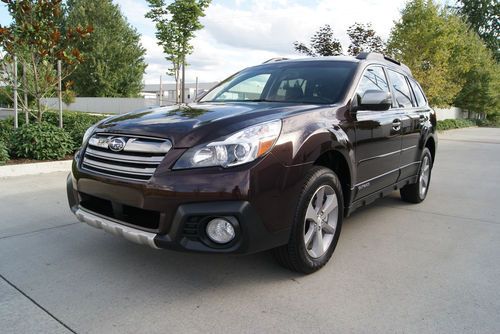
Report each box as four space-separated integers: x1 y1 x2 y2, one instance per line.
1 128 499 334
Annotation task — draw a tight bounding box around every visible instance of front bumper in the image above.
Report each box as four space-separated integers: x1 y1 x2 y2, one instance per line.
75 207 159 249
67 164 300 254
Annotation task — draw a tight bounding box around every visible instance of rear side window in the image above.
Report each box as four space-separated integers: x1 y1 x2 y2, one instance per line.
387 70 413 108
409 79 426 107
356 66 389 98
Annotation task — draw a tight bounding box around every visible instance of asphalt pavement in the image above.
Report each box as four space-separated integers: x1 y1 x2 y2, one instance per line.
1 127 499 333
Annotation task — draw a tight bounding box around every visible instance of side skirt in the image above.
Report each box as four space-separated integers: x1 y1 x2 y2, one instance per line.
344 175 418 217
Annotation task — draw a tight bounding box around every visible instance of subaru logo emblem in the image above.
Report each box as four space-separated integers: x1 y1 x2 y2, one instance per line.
108 137 126 152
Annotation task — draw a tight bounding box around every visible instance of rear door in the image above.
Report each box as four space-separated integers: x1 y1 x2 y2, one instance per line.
400 78 431 179
386 69 424 180
353 66 403 199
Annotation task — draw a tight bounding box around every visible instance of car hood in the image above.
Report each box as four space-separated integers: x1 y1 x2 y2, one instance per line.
95 102 324 148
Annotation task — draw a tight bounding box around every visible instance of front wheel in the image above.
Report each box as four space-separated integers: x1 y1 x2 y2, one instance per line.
400 148 433 203
272 166 343 274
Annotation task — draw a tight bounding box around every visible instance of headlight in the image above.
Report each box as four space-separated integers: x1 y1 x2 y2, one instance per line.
82 124 97 145
173 120 282 169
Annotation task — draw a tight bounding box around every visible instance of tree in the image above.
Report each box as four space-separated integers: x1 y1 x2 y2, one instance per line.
65 0 147 97
453 33 499 118
454 0 500 61
346 23 385 56
0 0 91 122
387 0 477 106
146 0 211 103
293 25 343 57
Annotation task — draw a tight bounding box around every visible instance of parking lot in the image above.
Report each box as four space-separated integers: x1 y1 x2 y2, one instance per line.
1 127 499 333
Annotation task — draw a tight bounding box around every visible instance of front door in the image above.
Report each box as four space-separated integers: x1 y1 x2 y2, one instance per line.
353 66 403 199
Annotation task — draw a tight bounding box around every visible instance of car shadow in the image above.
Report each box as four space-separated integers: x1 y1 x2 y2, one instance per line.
68 226 303 299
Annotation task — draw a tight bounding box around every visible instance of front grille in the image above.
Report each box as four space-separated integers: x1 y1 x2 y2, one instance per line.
82 133 172 181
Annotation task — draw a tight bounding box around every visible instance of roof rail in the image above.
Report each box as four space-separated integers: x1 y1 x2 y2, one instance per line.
262 57 289 64
356 52 412 75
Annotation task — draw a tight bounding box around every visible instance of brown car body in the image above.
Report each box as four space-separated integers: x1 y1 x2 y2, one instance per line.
67 53 437 256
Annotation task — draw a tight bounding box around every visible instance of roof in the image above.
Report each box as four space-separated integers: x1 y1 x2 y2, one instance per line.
262 56 360 65
257 53 412 75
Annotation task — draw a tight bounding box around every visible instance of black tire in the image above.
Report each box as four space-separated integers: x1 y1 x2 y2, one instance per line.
272 166 344 274
400 148 433 203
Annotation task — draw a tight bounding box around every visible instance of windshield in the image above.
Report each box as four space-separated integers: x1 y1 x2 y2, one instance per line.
200 61 357 105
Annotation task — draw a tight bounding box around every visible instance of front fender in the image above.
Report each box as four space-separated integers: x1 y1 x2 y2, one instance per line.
271 115 356 186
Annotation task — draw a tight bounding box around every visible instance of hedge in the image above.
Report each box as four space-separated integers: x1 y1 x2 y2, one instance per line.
11 122 74 160
436 119 476 131
0 140 9 164
0 111 107 161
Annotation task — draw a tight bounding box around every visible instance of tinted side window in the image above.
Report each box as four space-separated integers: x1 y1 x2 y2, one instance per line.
409 79 426 107
387 70 413 108
356 66 389 98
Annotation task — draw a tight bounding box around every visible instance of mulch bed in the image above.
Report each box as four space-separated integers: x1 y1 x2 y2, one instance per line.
3 155 73 165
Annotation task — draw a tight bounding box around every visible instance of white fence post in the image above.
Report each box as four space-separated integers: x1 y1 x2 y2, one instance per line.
13 56 18 128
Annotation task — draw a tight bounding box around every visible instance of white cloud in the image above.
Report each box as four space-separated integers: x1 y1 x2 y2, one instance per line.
116 0 407 84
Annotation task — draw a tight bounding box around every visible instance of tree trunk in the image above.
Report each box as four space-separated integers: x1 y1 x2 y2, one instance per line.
175 75 179 104
181 60 185 104
37 98 42 122
31 54 42 123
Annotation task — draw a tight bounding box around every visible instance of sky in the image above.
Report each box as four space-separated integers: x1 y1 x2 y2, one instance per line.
0 0 413 85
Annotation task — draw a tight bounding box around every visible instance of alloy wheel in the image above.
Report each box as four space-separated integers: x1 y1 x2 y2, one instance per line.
419 156 431 198
303 185 339 258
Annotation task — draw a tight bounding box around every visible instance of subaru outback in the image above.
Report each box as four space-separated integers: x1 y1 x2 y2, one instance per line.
67 52 437 273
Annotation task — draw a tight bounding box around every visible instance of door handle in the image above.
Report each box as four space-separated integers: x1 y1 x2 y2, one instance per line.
392 119 401 131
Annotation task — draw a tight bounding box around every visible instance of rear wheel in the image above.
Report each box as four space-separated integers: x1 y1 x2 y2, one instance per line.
400 148 433 203
273 166 343 274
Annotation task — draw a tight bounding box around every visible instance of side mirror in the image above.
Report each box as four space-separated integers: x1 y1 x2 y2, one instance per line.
358 90 392 111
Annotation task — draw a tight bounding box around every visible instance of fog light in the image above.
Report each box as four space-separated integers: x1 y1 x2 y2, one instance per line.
206 218 235 244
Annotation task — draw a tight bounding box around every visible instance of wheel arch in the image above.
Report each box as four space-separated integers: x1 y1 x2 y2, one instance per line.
313 149 353 209
424 136 436 164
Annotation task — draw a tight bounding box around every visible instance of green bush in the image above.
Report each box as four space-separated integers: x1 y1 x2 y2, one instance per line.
42 111 106 150
0 140 9 164
41 110 105 126
0 111 106 161
0 119 14 147
11 122 74 160
476 117 500 128
436 119 476 131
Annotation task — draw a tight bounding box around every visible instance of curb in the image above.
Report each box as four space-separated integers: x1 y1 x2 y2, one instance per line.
0 160 72 178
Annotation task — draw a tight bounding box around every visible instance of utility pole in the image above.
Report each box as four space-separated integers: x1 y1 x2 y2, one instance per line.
181 61 185 104
195 76 198 101
13 56 18 129
57 60 63 128
23 63 28 124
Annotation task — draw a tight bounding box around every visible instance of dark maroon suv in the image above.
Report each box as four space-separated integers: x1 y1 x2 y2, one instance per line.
67 53 437 273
